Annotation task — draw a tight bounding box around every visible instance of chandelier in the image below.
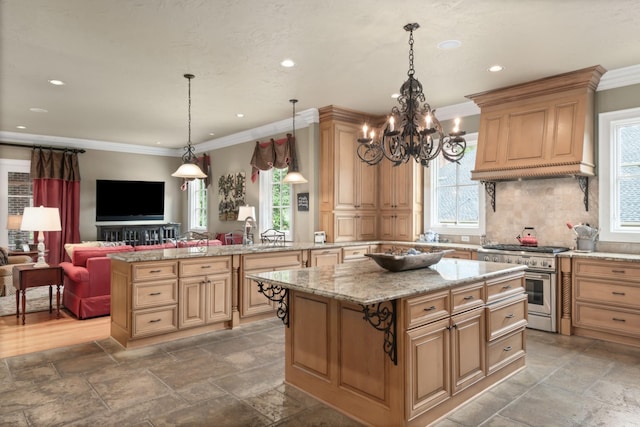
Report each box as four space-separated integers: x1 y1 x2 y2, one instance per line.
357 23 467 167
172 73 207 180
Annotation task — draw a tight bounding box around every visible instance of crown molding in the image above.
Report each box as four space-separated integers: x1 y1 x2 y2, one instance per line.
196 108 319 152
596 64 640 91
0 131 178 156
435 101 480 121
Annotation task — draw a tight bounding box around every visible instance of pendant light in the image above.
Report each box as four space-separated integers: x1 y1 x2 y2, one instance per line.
172 74 207 180
283 99 308 184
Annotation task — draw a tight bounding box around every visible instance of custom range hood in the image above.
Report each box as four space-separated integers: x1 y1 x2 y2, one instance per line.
466 65 606 182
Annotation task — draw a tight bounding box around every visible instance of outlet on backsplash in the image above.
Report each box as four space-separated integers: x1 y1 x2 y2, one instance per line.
461 236 470 242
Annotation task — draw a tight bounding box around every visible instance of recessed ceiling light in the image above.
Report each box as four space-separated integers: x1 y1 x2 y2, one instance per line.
209 132 215 136
156 141 162 145
16 125 26 129
391 93 400 99
236 113 244 118
437 40 461 50
488 65 505 72
281 59 295 68
29 107 48 113
48 79 65 85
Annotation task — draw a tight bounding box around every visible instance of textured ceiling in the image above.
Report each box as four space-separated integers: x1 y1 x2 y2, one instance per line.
1 0 640 152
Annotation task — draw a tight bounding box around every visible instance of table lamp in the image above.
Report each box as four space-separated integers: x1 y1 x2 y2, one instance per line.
237 205 256 245
20 206 62 268
6 215 24 250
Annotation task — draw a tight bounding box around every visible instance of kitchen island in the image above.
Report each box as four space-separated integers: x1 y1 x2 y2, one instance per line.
248 258 527 427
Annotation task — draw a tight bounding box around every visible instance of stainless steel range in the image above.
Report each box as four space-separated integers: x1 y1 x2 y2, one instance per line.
478 244 569 332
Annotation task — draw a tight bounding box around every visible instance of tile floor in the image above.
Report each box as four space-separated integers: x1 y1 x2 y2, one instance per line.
1 320 640 426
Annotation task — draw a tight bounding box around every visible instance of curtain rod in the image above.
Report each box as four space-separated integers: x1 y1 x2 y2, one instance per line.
0 142 86 153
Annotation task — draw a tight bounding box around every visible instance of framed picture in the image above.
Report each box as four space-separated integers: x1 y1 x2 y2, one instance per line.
297 193 309 211
22 244 31 252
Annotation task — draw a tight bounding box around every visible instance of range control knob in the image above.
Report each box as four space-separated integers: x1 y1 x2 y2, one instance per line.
493 256 499 262
529 259 537 266
483 255 490 262
541 260 549 267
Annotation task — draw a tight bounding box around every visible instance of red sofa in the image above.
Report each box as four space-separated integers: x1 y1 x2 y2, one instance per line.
59 239 223 319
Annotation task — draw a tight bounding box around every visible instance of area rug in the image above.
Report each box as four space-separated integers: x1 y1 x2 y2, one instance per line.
0 286 64 317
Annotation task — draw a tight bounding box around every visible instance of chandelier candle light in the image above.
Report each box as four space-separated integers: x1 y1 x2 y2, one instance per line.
172 73 208 180
357 23 467 167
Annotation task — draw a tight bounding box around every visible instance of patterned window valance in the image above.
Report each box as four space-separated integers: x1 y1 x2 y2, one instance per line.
249 134 299 182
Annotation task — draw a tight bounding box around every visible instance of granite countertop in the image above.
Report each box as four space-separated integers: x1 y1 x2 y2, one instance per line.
107 241 480 263
558 250 640 262
247 259 526 305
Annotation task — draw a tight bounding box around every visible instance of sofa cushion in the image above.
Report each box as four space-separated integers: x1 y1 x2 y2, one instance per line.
64 241 102 259
133 242 176 251
72 245 134 267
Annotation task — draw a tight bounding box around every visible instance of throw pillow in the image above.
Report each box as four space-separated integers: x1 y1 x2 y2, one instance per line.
0 247 9 266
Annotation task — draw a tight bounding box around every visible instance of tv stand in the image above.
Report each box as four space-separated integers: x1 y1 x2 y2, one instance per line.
96 223 180 246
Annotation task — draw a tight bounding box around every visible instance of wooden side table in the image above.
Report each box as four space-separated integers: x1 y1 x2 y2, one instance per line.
12 264 63 325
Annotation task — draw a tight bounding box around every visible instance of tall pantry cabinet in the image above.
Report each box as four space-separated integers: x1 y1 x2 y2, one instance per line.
319 105 424 242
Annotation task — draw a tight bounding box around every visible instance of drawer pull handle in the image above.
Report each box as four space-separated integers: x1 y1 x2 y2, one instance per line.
612 317 626 322
200 265 211 269
149 269 162 273
149 319 162 323
502 285 512 290
503 346 513 352
463 295 474 300
505 313 514 319
322 251 330 254
612 291 626 296
149 292 161 296
423 306 436 312
612 269 626 274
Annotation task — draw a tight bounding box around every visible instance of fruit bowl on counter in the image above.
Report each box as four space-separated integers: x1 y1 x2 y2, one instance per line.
365 249 454 272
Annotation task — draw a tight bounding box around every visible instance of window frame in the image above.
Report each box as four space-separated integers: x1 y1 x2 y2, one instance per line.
259 168 293 241
187 178 208 232
424 132 485 236
598 106 640 243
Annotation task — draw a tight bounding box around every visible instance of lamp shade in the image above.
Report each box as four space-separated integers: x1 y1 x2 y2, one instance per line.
237 205 256 222
171 162 207 179
6 215 23 230
20 206 62 232
283 170 308 184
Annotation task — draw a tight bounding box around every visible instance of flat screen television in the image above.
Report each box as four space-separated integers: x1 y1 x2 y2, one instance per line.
96 180 165 221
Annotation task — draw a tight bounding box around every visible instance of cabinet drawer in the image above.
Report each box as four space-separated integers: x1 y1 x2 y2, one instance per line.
132 261 178 281
451 282 484 314
574 302 640 337
487 329 525 375
243 251 303 270
405 291 450 329
486 274 524 303
444 250 472 260
574 259 640 282
575 278 640 310
132 306 178 337
310 248 342 266
486 294 528 341
180 257 232 277
133 279 178 309
342 245 370 262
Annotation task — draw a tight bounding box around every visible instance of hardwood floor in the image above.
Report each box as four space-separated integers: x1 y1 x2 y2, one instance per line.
0 309 110 358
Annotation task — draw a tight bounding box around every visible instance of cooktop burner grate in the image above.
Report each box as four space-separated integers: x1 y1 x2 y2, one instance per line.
481 244 570 254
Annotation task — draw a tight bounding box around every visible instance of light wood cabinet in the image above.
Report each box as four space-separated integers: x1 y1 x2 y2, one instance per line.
341 245 372 263
240 251 304 318
467 65 605 180
379 160 424 241
319 106 382 242
573 258 640 345
178 257 232 329
309 247 342 266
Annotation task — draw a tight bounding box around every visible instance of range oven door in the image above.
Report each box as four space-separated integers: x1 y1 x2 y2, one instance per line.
525 270 556 332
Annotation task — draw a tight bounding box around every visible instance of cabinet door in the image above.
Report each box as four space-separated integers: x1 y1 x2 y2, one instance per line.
334 212 378 242
205 273 232 324
380 161 413 210
379 212 412 241
451 308 486 394
179 277 205 328
406 318 451 419
334 123 360 209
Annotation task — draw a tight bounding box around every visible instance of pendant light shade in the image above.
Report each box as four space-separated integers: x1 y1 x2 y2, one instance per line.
283 99 308 184
172 74 207 180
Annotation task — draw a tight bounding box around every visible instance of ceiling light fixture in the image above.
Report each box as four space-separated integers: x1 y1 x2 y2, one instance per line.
488 65 504 72
357 23 467 167
281 59 295 68
29 107 48 113
171 74 207 180
283 99 308 184
437 40 462 50
48 79 65 85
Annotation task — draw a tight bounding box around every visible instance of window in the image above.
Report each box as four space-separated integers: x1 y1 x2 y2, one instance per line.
1 159 32 249
599 107 640 242
188 179 208 231
259 168 293 240
425 134 484 235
